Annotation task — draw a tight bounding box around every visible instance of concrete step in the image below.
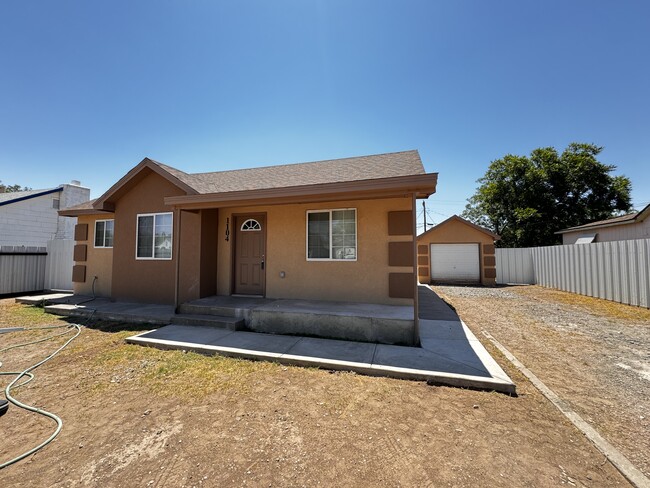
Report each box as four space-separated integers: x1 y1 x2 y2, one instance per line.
172 313 245 330
178 303 249 319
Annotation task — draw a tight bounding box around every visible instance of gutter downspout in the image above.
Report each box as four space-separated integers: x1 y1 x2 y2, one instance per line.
412 193 420 346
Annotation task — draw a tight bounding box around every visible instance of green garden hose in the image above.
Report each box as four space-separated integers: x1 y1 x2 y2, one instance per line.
0 323 81 469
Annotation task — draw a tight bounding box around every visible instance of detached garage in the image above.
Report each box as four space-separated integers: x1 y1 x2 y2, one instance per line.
417 215 499 285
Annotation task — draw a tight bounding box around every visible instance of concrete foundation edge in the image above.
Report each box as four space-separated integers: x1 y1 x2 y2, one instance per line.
249 309 415 346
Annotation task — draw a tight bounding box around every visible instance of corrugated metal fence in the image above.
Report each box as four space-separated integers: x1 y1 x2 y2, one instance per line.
496 238 650 308
0 239 73 295
496 248 535 285
44 239 74 290
0 246 47 294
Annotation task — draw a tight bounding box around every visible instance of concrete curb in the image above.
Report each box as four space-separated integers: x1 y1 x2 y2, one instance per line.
482 330 650 488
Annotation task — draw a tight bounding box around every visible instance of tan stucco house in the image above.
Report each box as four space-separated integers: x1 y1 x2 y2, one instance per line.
556 203 650 244
416 215 499 285
60 150 438 344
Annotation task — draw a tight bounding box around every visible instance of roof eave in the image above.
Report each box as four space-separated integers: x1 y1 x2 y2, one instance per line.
418 214 500 240
165 173 438 209
92 157 199 211
555 218 637 234
556 203 650 234
0 187 62 207
58 208 113 217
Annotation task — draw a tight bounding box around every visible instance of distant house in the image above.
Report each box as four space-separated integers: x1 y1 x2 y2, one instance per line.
556 204 650 244
0 182 90 248
59 151 438 345
416 215 499 285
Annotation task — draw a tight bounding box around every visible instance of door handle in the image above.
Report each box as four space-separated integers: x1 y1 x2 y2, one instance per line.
261 260 265 270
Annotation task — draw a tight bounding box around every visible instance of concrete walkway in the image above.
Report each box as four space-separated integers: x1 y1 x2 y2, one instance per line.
16 293 175 324
126 286 516 394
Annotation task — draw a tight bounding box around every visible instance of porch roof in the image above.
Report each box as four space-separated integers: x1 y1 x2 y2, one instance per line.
165 172 439 209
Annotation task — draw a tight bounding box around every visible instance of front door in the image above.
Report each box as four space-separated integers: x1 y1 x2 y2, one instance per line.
233 214 266 295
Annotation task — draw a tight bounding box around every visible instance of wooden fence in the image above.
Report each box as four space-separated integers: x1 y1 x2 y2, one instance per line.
496 238 650 308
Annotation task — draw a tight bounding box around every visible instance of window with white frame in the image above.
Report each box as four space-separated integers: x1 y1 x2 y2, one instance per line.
307 209 356 260
94 219 114 248
136 213 173 259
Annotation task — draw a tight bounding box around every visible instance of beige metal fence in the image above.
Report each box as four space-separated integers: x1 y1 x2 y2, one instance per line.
0 246 47 294
0 239 74 295
44 239 73 290
495 247 535 285
496 239 650 308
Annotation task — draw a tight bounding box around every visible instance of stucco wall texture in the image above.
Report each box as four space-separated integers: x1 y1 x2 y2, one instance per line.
72 169 415 306
110 171 185 304
216 197 413 306
74 214 114 298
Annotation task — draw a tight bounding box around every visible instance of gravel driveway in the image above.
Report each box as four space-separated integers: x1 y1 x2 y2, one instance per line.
432 284 650 479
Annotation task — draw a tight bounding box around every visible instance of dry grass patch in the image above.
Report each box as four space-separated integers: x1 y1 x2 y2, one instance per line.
87 342 283 400
515 286 650 322
0 300 67 328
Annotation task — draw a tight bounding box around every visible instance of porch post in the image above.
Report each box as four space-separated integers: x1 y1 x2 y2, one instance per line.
412 192 420 345
173 208 182 312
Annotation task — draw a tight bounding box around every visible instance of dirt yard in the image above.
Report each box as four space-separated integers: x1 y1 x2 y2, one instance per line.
434 284 650 480
0 297 636 487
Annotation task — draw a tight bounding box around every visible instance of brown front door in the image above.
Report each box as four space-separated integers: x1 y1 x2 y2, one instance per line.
233 214 266 295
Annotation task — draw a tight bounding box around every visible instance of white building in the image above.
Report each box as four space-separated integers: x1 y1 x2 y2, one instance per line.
0 181 90 248
556 204 650 244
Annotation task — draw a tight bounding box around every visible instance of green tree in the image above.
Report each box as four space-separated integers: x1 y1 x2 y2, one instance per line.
0 181 31 193
462 143 632 247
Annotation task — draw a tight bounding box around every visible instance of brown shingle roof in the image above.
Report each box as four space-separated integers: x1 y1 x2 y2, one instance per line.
150 150 424 194
62 198 98 211
556 203 650 234
418 215 500 240
59 198 113 216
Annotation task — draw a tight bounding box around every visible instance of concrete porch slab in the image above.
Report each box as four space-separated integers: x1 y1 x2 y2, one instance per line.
16 292 80 305
182 295 415 345
253 299 414 320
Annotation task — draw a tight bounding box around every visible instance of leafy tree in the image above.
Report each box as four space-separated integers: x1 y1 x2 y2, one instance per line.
462 143 632 247
0 181 31 193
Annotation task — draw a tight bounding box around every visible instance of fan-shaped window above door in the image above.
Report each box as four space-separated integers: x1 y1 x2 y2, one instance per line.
240 219 262 231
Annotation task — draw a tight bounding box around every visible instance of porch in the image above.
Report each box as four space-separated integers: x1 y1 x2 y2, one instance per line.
15 286 516 393
17 292 415 345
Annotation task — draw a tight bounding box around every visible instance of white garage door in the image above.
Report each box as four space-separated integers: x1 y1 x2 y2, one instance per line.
430 243 480 282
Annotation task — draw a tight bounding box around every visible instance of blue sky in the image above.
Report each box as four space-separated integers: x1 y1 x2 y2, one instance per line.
1 1 648 229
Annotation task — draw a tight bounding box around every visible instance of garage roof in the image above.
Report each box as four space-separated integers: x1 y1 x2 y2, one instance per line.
418 215 500 240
